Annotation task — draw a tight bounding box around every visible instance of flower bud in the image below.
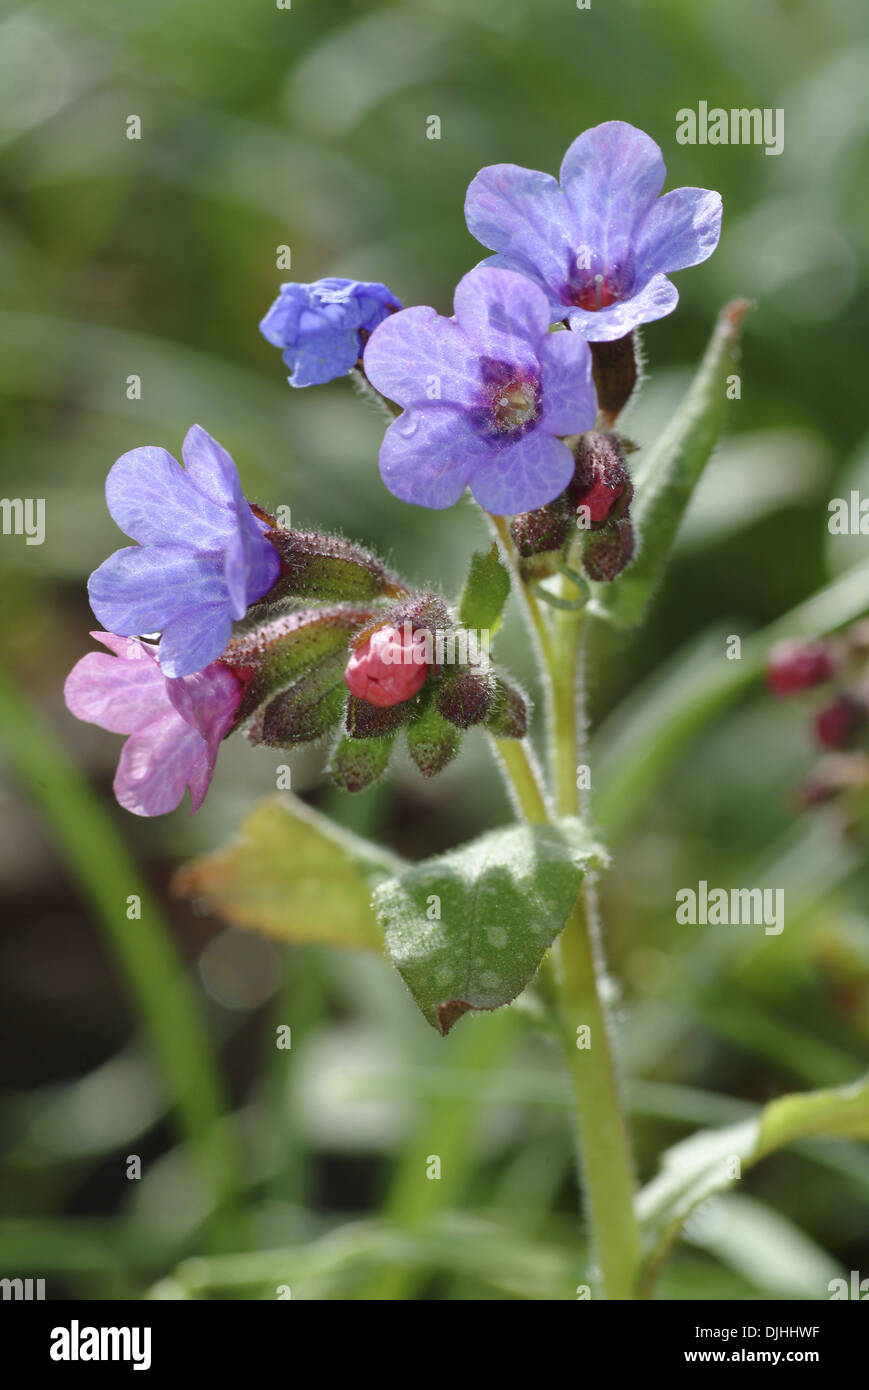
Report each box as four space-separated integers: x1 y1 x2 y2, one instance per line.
253 655 349 746
510 497 570 558
589 332 639 426
581 517 635 582
765 639 835 697
406 697 461 778
570 432 633 528
484 676 529 739
813 694 865 750
344 623 429 707
266 529 405 603
345 693 412 739
435 666 494 729
329 731 395 793
223 606 374 726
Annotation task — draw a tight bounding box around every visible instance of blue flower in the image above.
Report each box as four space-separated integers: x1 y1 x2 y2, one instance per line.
260 278 402 387
88 426 281 678
363 266 597 515
465 121 722 342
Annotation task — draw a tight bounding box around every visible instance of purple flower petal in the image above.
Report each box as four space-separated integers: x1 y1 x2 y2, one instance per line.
63 641 165 734
88 546 227 637
468 429 575 516
464 121 722 341
65 632 242 816
538 330 597 436
378 406 483 509
364 306 482 409
452 267 552 377
559 121 666 246
565 272 679 341
114 713 208 817
260 278 401 388
105 447 233 549
166 662 242 753
464 166 581 316
157 604 233 680
637 186 723 275
181 424 245 510
89 428 280 678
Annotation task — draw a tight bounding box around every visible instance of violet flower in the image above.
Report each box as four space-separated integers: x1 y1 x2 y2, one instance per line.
260 278 401 387
465 120 722 342
363 266 596 514
88 426 280 679
64 633 244 816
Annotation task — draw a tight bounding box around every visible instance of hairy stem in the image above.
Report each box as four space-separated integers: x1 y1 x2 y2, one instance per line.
492 531 641 1299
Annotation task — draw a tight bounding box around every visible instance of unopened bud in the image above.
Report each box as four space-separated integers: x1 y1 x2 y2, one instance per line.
266 529 405 602
436 667 494 729
814 694 865 750
510 497 570 558
406 698 461 778
570 432 633 527
589 332 639 425
344 624 428 707
766 639 835 697
329 731 395 793
485 677 528 740
582 517 635 582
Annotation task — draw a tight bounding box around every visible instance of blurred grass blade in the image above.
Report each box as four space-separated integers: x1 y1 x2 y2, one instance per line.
0 670 243 1219
591 299 750 628
637 1071 869 1294
682 1192 843 1298
593 559 869 837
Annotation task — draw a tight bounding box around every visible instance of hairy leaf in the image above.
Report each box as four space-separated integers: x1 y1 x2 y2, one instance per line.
373 819 604 1034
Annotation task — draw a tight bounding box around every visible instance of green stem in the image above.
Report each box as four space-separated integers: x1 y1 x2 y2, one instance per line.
490 533 641 1299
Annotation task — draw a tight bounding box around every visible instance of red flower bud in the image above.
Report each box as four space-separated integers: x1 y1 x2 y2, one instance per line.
813 694 865 750
765 639 835 697
570 432 633 527
344 624 428 708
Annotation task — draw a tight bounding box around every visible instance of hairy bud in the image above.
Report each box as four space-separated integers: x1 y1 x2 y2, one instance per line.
581 517 636 582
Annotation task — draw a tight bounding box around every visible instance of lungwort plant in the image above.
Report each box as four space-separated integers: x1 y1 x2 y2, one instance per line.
64 121 869 1299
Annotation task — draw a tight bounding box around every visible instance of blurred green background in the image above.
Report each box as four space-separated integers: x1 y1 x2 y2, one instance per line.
0 0 868 1299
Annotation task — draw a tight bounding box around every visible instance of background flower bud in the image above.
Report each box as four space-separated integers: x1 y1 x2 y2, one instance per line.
765 639 835 697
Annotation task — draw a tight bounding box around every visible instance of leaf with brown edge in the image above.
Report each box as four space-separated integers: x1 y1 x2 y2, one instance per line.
172 794 402 950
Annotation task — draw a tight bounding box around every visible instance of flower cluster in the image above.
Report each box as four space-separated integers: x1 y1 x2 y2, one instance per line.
766 630 869 828
67 121 722 816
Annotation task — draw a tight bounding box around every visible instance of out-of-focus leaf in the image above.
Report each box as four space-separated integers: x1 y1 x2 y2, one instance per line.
682 1193 843 1298
591 299 750 628
459 543 511 636
637 1071 869 1291
173 794 402 950
373 819 604 1034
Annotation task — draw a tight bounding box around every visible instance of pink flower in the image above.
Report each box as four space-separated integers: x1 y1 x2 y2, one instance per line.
64 632 244 816
344 624 428 708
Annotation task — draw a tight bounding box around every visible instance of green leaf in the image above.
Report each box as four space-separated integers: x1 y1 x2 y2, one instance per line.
373 819 604 1034
592 299 750 628
637 1071 869 1292
459 543 511 636
173 794 402 950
